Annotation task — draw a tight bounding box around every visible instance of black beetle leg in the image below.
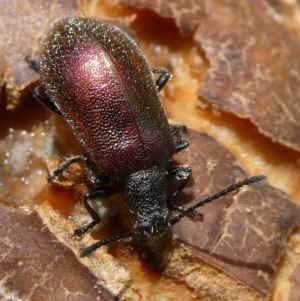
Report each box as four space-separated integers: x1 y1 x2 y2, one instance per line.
34 85 62 116
25 56 62 116
170 124 189 154
167 165 200 218
79 231 134 257
151 68 172 92
73 185 114 238
174 139 189 154
48 155 107 186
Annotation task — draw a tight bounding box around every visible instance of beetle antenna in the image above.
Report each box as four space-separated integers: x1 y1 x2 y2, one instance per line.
79 232 134 257
170 175 267 226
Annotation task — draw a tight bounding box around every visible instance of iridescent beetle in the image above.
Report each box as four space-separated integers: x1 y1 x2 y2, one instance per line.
27 17 266 257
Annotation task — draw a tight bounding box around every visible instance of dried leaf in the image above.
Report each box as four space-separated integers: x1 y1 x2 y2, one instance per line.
0 0 82 109
171 130 300 298
195 0 300 151
122 0 300 151
1 1 300 300
120 0 206 34
0 205 116 300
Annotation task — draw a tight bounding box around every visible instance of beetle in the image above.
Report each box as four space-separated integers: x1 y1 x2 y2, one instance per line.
27 17 266 257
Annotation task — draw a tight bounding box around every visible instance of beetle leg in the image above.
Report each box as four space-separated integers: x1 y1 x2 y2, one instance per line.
34 85 63 116
48 155 108 186
167 165 200 218
79 231 134 257
26 56 62 115
170 124 189 153
151 68 172 92
174 139 189 153
73 185 114 238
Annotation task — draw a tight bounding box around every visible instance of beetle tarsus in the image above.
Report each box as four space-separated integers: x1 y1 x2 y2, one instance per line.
72 222 97 238
151 68 172 92
72 227 88 238
79 232 134 257
170 124 189 153
174 139 189 153
48 155 100 185
47 170 63 182
76 186 114 235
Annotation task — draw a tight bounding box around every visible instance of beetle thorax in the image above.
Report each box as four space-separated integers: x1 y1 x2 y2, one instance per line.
124 167 170 237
